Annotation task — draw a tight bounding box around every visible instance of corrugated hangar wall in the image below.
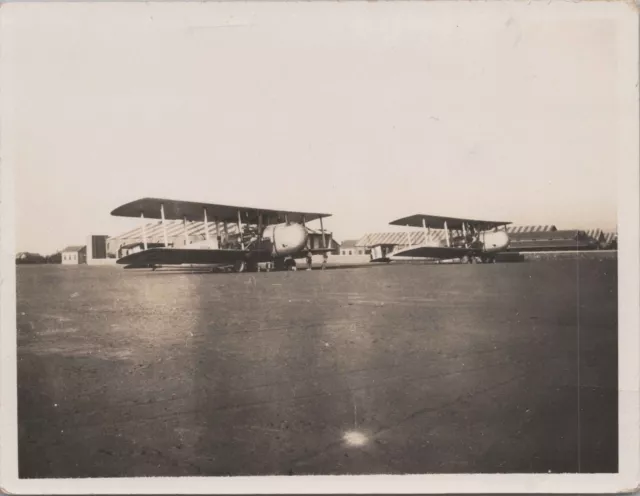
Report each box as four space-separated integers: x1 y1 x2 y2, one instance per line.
355 226 616 252
357 226 558 248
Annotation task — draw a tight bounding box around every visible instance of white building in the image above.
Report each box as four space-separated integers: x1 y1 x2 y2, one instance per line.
61 245 86 265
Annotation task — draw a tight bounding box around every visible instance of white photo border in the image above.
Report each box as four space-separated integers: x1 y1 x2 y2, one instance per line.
1 1 638 493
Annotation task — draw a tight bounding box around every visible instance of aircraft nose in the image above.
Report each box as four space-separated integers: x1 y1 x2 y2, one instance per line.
293 224 309 250
278 223 308 252
498 231 510 249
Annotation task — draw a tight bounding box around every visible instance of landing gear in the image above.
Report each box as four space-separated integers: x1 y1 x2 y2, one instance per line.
285 259 297 271
233 259 259 272
274 258 297 271
321 253 328 270
306 252 313 271
479 254 497 264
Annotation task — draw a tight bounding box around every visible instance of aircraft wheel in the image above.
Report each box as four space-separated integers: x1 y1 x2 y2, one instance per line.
284 259 297 271
247 261 259 272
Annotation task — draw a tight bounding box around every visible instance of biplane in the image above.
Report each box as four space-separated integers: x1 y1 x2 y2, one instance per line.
111 198 333 272
370 214 512 264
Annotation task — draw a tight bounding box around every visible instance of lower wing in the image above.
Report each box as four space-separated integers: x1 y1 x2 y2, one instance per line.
116 248 263 266
305 248 333 255
391 246 471 260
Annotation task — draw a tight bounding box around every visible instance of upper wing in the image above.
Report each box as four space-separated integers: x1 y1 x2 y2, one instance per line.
116 247 257 266
389 214 511 231
391 245 471 260
111 197 331 224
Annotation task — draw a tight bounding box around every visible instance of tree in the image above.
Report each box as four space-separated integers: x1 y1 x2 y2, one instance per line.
15 252 46 264
45 252 62 264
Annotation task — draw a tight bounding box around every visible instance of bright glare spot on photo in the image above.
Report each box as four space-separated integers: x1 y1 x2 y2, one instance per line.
343 430 368 447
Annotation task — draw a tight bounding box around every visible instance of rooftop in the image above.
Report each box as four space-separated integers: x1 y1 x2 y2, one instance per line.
62 245 85 253
340 239 359 248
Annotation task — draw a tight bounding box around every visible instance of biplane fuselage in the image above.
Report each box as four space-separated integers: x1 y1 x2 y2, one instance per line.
260 222 309 257
449 230 510 253
111 198 333 272
174 222 310 257
372 214 512 264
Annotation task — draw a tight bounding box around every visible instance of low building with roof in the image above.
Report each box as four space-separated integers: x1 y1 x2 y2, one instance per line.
61 245 86 265
338 239 363 256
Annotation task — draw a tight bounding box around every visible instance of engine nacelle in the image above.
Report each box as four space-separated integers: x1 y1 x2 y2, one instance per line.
261 223 309 257
479 230 510 253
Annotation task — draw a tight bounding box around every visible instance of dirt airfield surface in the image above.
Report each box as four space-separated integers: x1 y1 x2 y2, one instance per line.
16 258 617 477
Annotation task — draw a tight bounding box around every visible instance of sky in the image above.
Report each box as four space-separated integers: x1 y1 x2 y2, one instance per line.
2 1 634 254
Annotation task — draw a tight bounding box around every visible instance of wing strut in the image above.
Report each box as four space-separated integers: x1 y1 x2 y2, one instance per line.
237 210 245 250
183 216 189 246
319 216 326 248
422 218 428 246
444 220 450 247
160 203 169 248
140 212 148 250
203 208 210 242
406 227 412 249
214 217 220 246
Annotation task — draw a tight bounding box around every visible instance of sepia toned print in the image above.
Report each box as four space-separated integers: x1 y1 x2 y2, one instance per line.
1 1 638 494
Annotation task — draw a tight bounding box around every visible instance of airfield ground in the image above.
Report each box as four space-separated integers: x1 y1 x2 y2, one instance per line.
16 257 617 477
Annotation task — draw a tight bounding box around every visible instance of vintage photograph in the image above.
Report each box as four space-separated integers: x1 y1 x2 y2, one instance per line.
1 0 638 493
